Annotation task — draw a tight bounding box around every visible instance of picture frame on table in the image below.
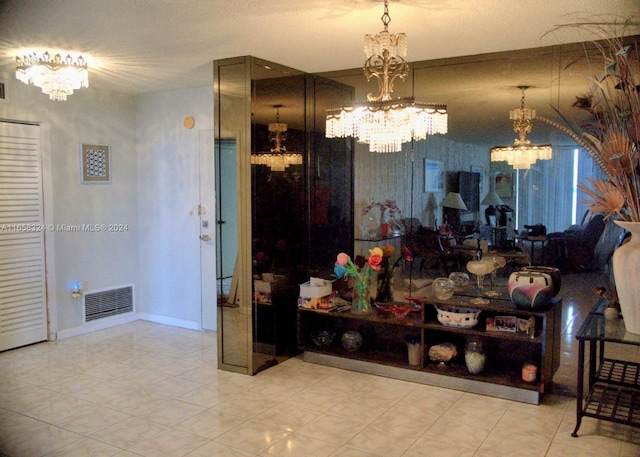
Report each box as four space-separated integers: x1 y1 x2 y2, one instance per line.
80 144 111 183
424 159 444 193
486 316 517 332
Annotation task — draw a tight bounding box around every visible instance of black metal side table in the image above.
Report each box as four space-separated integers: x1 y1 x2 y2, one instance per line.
573 297 640 437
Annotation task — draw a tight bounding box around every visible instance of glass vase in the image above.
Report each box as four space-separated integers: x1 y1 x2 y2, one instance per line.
465 336 486 374
352 279 372 314
375 262 394 303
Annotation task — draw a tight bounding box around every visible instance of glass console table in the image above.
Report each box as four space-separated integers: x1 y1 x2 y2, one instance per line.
354 234 403 256
573 297 640 437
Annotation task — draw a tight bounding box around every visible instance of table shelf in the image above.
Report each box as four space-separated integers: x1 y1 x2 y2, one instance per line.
298 294 561 404
581 383 640 428
597 359 640 388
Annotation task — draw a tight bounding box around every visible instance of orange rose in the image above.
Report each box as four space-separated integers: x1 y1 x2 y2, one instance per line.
367 247 383 271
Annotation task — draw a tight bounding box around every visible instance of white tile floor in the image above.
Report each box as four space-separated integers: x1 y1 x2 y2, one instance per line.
1 271 640 456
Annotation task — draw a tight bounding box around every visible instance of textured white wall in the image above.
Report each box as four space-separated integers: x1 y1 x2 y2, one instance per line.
0 72 139 334
136 86 214 327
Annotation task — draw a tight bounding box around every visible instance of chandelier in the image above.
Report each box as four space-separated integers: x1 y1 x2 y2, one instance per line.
490 86 552 170
251 105 302 172
325 0 447 153
16 51 89 101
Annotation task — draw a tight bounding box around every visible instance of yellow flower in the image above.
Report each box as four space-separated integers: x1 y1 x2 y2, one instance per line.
578 178 625 218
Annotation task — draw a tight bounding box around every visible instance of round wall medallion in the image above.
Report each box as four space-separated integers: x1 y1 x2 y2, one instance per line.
183 116 195 129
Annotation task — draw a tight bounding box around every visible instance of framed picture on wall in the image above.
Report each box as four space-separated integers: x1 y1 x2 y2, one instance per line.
495 173 512 198
80 144 111 183
424 159 444 193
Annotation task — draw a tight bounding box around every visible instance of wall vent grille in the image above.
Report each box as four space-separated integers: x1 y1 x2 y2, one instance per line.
84 285 134 322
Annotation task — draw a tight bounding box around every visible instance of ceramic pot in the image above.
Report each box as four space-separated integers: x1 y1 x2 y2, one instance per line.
613 221 640 334
521 266 561 297
507 271 553 309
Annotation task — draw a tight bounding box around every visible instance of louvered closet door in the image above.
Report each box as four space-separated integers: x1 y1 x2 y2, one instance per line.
0 122 48 351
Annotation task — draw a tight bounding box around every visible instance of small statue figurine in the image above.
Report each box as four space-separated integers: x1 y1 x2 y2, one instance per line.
519 316 536 338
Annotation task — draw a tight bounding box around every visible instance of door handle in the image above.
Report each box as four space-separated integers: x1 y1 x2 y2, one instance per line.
200 234 212 242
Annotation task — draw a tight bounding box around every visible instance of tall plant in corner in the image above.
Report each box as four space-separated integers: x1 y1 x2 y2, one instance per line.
539 19 640 332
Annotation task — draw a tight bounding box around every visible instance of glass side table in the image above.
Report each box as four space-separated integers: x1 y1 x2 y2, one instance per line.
572 296 640 437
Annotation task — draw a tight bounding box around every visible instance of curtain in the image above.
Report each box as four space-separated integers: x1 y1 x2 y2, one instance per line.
517 146 575 233
514 146 605 234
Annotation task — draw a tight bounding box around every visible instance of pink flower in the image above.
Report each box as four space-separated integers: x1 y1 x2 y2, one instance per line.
336 253 349 266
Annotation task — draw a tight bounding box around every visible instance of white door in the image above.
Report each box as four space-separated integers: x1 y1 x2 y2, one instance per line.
0 121 48 351
199 129 216 331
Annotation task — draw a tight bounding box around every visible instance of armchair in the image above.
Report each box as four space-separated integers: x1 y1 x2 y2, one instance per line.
546 213 606 272
404 228 474 276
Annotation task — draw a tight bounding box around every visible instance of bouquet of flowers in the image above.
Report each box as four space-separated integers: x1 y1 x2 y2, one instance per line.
334 248 384 314
362 199 402 219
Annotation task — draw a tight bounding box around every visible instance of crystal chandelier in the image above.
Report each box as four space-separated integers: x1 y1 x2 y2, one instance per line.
251 105 302 172
325 0 447 153
16 51 89 101
490 86 552 170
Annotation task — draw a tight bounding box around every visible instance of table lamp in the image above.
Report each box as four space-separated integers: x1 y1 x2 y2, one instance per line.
481 191 504 226
441 192 467 230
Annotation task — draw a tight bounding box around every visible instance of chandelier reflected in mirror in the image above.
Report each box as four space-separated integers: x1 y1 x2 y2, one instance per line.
16 51 89 101
490 86 552 170
251 105 302 172
325 0 447 153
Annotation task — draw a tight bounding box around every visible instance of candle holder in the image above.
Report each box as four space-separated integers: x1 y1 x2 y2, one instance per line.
485 256 506 298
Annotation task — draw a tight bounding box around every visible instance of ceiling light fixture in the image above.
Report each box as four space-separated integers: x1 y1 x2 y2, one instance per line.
251 105 302 172
16 51 89 101
325 0 447 153
490 86 552 170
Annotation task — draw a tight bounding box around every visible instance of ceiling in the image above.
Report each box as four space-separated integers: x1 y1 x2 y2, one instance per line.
1 0 639 96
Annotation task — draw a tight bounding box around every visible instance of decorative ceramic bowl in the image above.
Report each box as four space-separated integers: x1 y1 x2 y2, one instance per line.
508 271 554 309
520 266 561 297
448 272 470 291
434 305 481 328
310 330 335 347
341 330 363 352
433 278 456 300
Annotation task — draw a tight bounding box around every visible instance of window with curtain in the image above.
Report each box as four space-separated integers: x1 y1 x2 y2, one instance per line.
515 147 602 233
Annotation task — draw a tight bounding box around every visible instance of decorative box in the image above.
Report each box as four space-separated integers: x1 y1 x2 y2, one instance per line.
298 278 334 310
253 274 286 305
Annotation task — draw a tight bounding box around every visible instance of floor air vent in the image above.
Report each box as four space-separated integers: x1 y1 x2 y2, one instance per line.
84 285 134 322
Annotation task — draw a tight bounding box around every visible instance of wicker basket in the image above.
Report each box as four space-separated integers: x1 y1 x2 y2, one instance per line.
435 305 481 328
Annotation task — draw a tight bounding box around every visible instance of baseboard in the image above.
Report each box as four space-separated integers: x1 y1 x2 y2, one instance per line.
137 313 200 330
55 312 200 340
56 313 139 339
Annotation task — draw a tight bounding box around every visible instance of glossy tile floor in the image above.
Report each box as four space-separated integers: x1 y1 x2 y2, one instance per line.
1 271 640 456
